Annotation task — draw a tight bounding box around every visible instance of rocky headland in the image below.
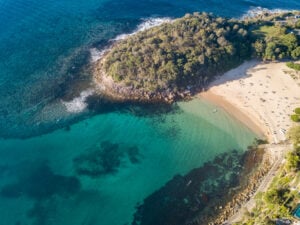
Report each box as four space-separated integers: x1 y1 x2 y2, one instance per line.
92 11 300 104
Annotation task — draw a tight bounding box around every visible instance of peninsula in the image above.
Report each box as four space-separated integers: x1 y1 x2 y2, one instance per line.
91 10 300 225
93 11 300 103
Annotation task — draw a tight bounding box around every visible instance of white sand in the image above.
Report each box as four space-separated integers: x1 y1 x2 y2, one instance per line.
200 60 300 143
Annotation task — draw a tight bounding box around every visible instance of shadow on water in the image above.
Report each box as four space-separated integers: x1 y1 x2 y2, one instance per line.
86 93 181 117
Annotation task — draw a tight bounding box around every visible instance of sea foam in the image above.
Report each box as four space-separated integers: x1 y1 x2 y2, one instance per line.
62 89 94 113
113 17 172 41
89 17 172 63
240 6 289 19
90 48 108 63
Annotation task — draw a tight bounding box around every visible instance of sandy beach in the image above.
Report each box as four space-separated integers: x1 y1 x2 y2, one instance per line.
199 60 300 223
200 60 300 144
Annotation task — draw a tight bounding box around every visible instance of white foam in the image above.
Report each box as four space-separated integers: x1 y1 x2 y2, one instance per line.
136 17 172 32
90 17 172 63
240 6 289 19
90 48 108 63
62 89 94 113
113 17 172 41
89 17 172 63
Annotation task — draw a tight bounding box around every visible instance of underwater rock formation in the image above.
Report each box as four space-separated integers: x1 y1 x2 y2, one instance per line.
131 148 267 225
73 141 141 177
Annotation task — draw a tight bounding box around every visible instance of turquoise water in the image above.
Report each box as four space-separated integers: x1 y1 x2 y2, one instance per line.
0 99 256 225
1 0 300 224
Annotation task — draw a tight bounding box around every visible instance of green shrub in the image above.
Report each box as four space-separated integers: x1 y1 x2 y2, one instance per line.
295 20 300 29
291 47 300 59
291 114 300 122
286 62 300 71
264 188 290 205
295 108 300 114
288 125 300 144
286 151 300 170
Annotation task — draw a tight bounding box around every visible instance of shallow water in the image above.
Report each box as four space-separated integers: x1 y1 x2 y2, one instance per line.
1 0 300 224
0 99 256 225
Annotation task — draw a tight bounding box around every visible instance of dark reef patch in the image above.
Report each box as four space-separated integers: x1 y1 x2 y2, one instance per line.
86 94 180 116
127 146 141 164
0 163 81 200
0 161 82 225
27 201 52 225
131 148 264 225
73 141 142 178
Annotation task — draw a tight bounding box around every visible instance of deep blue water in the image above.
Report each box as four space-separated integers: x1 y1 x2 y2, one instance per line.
0 0 300 138
0 1 299 225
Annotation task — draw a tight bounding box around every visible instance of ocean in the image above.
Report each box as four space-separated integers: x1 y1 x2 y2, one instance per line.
0 0 299 225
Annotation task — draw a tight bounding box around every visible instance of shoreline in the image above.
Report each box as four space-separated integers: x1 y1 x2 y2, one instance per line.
89 18 300 224
199 91 265 139
200 60 300 144
198 60 300 224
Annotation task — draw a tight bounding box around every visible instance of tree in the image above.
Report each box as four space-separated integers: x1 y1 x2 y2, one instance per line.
264 42 277 60
288 126 300 144
281 33 298 54
264 188 290 205
291 114 300 122
286 151 300 170
253 40 266 57
291 47 300 59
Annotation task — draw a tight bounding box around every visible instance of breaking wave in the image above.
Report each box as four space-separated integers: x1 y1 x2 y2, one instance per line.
62 89 94 113
89 17 172 63
240 6 289 19
113 17 172 41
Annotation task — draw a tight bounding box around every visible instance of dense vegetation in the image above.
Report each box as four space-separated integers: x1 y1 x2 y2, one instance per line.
291 107 300 122
98 12 300 96
236 124 300 225
101 11 298 131
102 12 252 93
252 25 300 60
286 61 300 71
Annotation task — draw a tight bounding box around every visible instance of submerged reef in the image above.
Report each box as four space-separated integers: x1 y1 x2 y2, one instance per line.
0 162 82 225
73 141 141 177
0 163 81 200
131 147 269 225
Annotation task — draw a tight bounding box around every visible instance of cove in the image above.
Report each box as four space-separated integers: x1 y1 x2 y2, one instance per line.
0 99 256 225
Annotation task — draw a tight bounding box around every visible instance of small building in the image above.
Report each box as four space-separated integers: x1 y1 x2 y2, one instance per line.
294 204 300 220
276 218 292 225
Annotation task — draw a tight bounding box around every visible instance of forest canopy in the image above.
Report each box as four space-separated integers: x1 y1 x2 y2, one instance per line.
98 12 300 96
102 12 252 93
